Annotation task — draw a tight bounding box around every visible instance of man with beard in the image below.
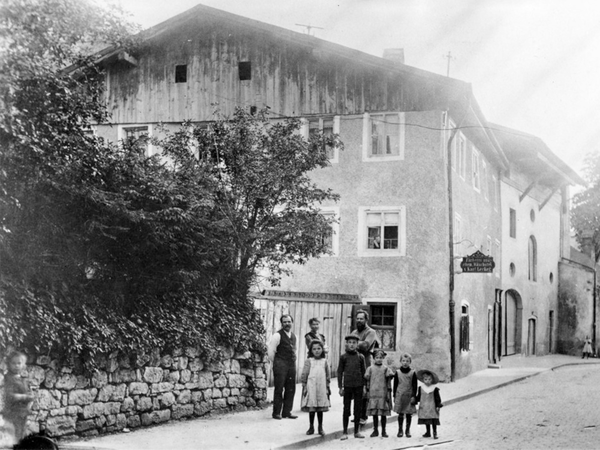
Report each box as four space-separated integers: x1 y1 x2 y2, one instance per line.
268 314 298 420
351 309 379 425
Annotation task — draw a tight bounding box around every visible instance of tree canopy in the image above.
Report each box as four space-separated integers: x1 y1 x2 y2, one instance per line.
571 151 600 263
0 0 341 363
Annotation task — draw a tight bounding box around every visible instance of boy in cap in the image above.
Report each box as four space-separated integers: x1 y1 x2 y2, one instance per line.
337 335 367 439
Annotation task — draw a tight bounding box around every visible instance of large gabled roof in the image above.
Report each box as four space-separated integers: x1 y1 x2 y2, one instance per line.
491 123 584 187
95 3 462 87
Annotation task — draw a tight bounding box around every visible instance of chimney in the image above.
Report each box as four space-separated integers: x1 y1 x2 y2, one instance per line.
383 48 405 65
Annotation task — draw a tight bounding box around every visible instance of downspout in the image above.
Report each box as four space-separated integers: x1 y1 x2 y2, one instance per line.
594 265 597 354
446 105 469 382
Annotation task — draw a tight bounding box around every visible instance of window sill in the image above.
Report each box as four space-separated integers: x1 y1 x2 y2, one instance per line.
363 154 403 163
359 250 404 257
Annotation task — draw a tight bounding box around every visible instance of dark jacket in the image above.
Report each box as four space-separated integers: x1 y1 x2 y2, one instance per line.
337 351 366 388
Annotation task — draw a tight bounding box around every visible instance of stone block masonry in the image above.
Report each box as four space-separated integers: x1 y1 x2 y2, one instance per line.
0 348 269 438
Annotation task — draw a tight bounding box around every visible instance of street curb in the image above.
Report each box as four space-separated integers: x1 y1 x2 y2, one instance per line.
273 360 600 449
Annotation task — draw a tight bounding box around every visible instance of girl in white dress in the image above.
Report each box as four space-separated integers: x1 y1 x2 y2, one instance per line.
301 340 330 436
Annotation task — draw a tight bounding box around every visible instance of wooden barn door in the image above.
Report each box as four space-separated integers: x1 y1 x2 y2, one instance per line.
289 300 354 383
254 292 359 386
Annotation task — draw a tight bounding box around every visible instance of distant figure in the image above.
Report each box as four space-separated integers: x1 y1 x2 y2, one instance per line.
582 335 593 359
268 314 298 420
393 352 418 438
304 318 328 357
2 351 35 443
337 335 366 440
351 309 379 425
364 349 394 438
414 369 443 440
301 340 330 436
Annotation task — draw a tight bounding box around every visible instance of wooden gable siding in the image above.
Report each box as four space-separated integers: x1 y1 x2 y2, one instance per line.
105 19 455 124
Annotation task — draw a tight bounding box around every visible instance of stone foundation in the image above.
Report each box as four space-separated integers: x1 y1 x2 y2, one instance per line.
0 348 268 438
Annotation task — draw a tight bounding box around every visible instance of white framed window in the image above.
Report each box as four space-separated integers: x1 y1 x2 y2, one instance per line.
362 112 405 162
457 134 466 179
358 206 406 257
454 213 462 247
450 121 458 171
319 206 340 257
482 160 488 200
118 124 155 157
302 116 340 163
472 148 480 191
493 175 499 211
368 302 397 351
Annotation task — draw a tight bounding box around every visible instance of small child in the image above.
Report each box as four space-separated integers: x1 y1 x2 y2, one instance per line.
2 351 35 443
364 349 394 438
300 340 330 436
415 369 443 440
337 335 366 440
393 352 417 438
582 335 593 359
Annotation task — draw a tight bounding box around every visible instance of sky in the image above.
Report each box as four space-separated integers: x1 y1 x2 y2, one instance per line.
102 0 600 178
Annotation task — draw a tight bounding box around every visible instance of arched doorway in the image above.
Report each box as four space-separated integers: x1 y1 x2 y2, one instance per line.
527 317 537 355
504 290 523 355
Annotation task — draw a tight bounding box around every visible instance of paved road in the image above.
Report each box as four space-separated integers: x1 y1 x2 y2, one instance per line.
310 365 600 449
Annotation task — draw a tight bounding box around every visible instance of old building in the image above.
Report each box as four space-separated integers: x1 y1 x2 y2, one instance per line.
492 125 585 362
91 4 585 381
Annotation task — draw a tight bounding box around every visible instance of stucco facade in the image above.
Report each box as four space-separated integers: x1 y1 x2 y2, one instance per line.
499 170 562 357
274 109 504 381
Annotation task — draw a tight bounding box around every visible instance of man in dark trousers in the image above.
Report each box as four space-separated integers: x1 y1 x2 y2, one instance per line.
268 314 298 420
351 309 379 425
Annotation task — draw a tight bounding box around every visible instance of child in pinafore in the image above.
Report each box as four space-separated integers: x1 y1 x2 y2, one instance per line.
301 340 330 436
2 351 35 443
582 335 593 359
414 369 443 439
393 353 417 438
364 349 394 437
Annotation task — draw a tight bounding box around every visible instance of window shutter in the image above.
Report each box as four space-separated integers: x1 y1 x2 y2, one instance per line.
333 115 340 134
362 113 370 156
300 119 309 140
469 315 474 350
398 112 405 160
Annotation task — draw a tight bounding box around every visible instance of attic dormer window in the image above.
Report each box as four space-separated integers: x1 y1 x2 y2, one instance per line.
239 61 251 80
175 64 187 83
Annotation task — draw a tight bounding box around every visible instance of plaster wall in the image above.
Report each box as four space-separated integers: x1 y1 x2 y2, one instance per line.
277 110 503 380
500 168 562 356
450 132 502 378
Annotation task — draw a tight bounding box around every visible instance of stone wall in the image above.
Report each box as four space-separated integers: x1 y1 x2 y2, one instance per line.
0 347 269 438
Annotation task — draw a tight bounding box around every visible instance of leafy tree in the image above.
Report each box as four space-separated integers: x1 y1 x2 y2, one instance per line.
0 0 341 363
571 151 600 262
157 110 342 296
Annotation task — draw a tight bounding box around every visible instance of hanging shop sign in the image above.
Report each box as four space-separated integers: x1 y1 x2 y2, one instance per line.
460 250 495 273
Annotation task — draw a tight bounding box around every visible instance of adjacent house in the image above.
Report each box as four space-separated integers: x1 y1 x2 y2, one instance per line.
492 125 585 362
90 4 587 381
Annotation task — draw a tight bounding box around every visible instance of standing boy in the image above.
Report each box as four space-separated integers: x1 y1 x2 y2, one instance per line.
337 335 366 440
